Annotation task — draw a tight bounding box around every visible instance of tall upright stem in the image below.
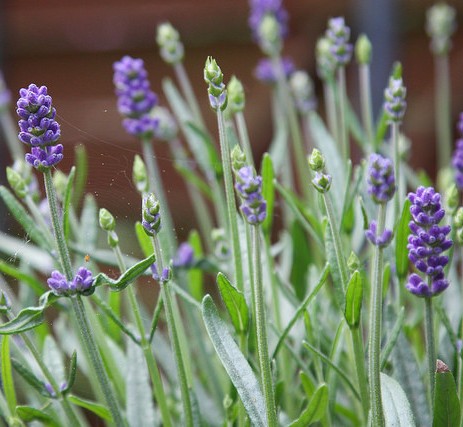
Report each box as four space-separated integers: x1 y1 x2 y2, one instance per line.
368 203 387 427
251 226 277 427
435 54 451 171
337 67 349 162
235 112 254 167
359 64 374 153
392 122 402 222
425 296 436 408
216 110 244 291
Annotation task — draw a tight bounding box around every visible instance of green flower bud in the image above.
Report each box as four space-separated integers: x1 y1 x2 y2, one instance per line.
204 57 224 91
289 71 317 114
133 155 149 194
426 3 456 55
227 76 245 114
312 172 332 193
99 208 116 232
156 22 184 64
258 14 282 56
355 34 372 65
142 193 161 236
231 145 247 172
53 170 68 199
445 183 459 215
6 166 27 199
308 148 325 171
347 251 361 272
315 37 336 81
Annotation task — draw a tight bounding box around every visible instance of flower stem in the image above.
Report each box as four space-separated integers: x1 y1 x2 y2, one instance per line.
251 225 277 427
359 63 374 153
351 327 370 422
368 203 387 427
113 244 173 427
152 236 193 427
392 122 402 222
324 79 339 144
425 296 436 408
0 107 24 161
235 112 254 167
434 54 451 171
71 295 127 427
216 109 244 291
337 67 349 162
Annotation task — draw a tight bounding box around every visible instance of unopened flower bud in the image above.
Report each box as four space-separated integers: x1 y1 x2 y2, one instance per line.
446 184 459 215
312 172 332 193
308 148 325 171
156 22 184 64
347 251 360 272
231 145 247 172
315 37 336 81
99 208 116 232
258 14 282 56
6 166 27 199
355 34 372 65
227 76 245 114
142 193 161 236
426 3 456 55
133 154 149 194
204 57 227 111
289 71 317 114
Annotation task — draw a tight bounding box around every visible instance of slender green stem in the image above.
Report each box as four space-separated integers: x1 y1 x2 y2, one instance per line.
425 296 436 408
251 226 277 427
141 138 177 262
368 203 387 427
435 54 451 171
235 112 254 167
43 169 73 281
111 244 172 425
359 64 374 153
337 67 350 161
271 55 311 200
392 122 402 223
152 236 193 427
352 327 370 422
174 62 205 128
216 109 244 291
18 331 81 427
71 295 126 427
324 80 339 144
149 294 164 344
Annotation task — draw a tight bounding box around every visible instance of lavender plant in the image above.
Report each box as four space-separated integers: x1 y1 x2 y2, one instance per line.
1 2 463 427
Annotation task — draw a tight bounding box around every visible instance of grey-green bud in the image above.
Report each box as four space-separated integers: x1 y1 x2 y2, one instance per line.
308 148 325 171
133 155 149 194
258 14 282 56
446 183 459 215
0 290 11 314
426 3 456 55
312 172 332 193
6 166 27 199
156 22 184 64
316 37 336 81
227 76 245 114
289 71 317 114
99 208 116 232
355 34 372 65
204 57 224 91
347 251 361 272
231 145 247 172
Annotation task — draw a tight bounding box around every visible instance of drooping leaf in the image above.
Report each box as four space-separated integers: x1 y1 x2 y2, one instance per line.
0 186 51 250
261 153 275 237
202 295 266 427
1 335 17 412
0 260 44 295
126 336 156 427
216 273 249 334
67 394 112 421
396 199 411 280
93 254 155 291
0 291 58 335
433 363 460 427
344 270 363 328
288 383 328 427
16 405 60 426
380 373 416 426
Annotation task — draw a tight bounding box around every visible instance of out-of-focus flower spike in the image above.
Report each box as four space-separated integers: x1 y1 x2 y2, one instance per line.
289 70 317 114
156 22 184 65
426 3 456 55
6 166 27 199
355 34 372 65
227 76 245 115
204 57 227 111
367 153 396 204
325 17 353 67
133 154 149 194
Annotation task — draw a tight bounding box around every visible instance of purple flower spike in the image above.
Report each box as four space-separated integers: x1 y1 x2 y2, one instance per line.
365 221 393 248
452 113 463 189
235 166 267 225
249 0 289 43
384 77 407 123
142 193 161 236
47 267 94 297
16 84 62 171
173 242 195 268
254 57 295 85
113 56 159 137
325 17 353 67
367 153 396 204
406 186 452 298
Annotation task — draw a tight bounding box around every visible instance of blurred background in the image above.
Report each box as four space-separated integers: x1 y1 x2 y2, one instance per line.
1 0 463 242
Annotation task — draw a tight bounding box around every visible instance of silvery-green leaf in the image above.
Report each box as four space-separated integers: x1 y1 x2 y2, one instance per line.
381 373 416 426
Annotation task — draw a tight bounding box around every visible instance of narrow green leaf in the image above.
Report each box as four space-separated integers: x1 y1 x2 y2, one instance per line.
261 153 275 236
433 364 460 427
299 371 315 398
67 394 112 421
324 225 346 311
79 194 98 248
126 336 156 426
344 270 363 328
73 144 88 207
380 373 416 426
173 163 212 200
396 199 411 280
288 383 328 427
187 230 204 301
202 295 267 426
43 336 65 386
135 221 153 258
290 220 311 301
381 306 405 370
0 292 58 335
0 260 44 295
216 273 249 334
62 351 77 395
0 186 51 250
16 405 60 426
374 110 389 150
1 336 17 412
11 358 49 397
93 254 155 291
63 166 76 241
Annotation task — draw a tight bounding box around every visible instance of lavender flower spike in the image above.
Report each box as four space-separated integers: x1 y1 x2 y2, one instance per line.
235 166 267 225
452 113 463 189
367 153 396 204
248 0 288 43
325 17 353 67
142 193 161 236
365 221 393 248
113 56 158 137
173 242 195 268
406 187 453 297
384 76 407 123
47 267 94 297
17 84 63 171
254 57 295 85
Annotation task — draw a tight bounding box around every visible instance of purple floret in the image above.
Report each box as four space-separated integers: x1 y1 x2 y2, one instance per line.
254 57 295 84
367 153 396 204
47 267 94 297
235 166 267 225
248 0 289 42
325 17 353 66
